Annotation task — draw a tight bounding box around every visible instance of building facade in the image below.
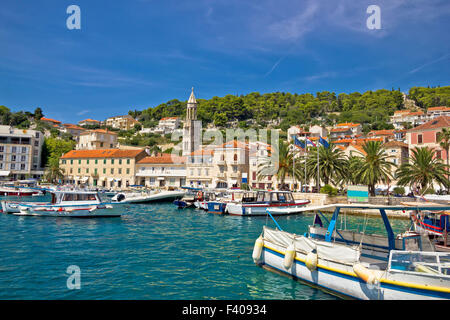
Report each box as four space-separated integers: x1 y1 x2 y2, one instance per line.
406 116 450 162
105 115 139 131
136 153 186 188
76 129 118 150
186 149 214 188
59 148 147 188
212 140 249 189
0 126 44 180
248 141 276 190
78 119 101 127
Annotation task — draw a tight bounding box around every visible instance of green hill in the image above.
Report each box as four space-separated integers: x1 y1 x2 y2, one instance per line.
131 86 449 131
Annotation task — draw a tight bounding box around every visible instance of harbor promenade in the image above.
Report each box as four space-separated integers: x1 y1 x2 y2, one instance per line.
291 192 437 219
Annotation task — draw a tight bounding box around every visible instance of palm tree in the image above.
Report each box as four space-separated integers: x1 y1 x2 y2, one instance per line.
396 146 449 195
437 128 450 188
354 141 396 196
258 140 293 190
304 144 348 188
344 155 365 186
44 162 64 184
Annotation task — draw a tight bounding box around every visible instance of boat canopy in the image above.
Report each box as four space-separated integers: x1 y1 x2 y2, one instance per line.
313 203 450 252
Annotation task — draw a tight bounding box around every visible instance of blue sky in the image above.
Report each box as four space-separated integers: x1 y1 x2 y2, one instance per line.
0 0 449 124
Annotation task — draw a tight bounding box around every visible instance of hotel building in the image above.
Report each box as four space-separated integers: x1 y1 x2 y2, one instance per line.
0 125 44 180
135 153 186 188
59 148 147 188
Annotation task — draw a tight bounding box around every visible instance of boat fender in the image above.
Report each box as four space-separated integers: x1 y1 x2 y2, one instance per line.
105 204 113 209
305 249 318 271
353 263 378 285
252 236 264 263
283 243 296 269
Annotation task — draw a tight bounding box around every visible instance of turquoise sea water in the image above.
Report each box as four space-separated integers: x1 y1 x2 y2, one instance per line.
0 196 410 300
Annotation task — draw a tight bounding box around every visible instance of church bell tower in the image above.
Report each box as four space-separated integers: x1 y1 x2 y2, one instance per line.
183 88 201 156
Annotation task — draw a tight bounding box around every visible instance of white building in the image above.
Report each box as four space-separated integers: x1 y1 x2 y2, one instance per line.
135 153 186 188
0 125 44 180
76 129 118 150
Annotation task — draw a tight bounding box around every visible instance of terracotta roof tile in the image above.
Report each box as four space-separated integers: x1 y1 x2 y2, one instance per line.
428 106 450 112
137 153 185 164
408 116 450 132
80 119 101 123
40 117 61 124
383 141 409 148
331 128 352 132
336 122 360 127
80 129 118 135
368 129 395 136
61 148 146 159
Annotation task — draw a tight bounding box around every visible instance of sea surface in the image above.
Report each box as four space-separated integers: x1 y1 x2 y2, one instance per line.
0 195 410 300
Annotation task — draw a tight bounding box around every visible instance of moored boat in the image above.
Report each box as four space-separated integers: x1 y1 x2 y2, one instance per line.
225 190 310 216
16 190 121 217
1 200 49 213
0 186 43 197
403 202 450 252
111 189 185 204
173 187 202 209
254 203 450 300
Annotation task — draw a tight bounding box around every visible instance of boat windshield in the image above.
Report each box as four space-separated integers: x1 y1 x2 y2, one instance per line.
62 193 98 202
271 192 294 203
256 191 271 202
242 192 257 203
389 250 450 276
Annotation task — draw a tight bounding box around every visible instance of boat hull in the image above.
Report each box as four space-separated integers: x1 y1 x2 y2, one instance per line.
226 200 310 216
17 204 121 218
258 230 450 300
113 191 186 204
207 201 227 214
1 200 48 213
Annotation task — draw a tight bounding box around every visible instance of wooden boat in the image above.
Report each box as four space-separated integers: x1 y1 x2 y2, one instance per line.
111 190 185 204
225 191 310 216
16 190 121 217
254 203 450 300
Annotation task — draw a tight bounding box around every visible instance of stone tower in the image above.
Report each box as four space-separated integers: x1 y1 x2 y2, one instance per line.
183 88 202 156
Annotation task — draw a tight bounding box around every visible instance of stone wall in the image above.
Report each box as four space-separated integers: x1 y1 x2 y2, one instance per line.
293 193 429 206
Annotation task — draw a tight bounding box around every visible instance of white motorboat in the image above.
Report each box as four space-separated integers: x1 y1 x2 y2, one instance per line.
225 190 310 216
112 189 185 204
16 190 121 217
254 203 450 300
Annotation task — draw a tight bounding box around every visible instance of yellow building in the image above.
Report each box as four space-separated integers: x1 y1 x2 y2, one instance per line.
59 148 147 188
